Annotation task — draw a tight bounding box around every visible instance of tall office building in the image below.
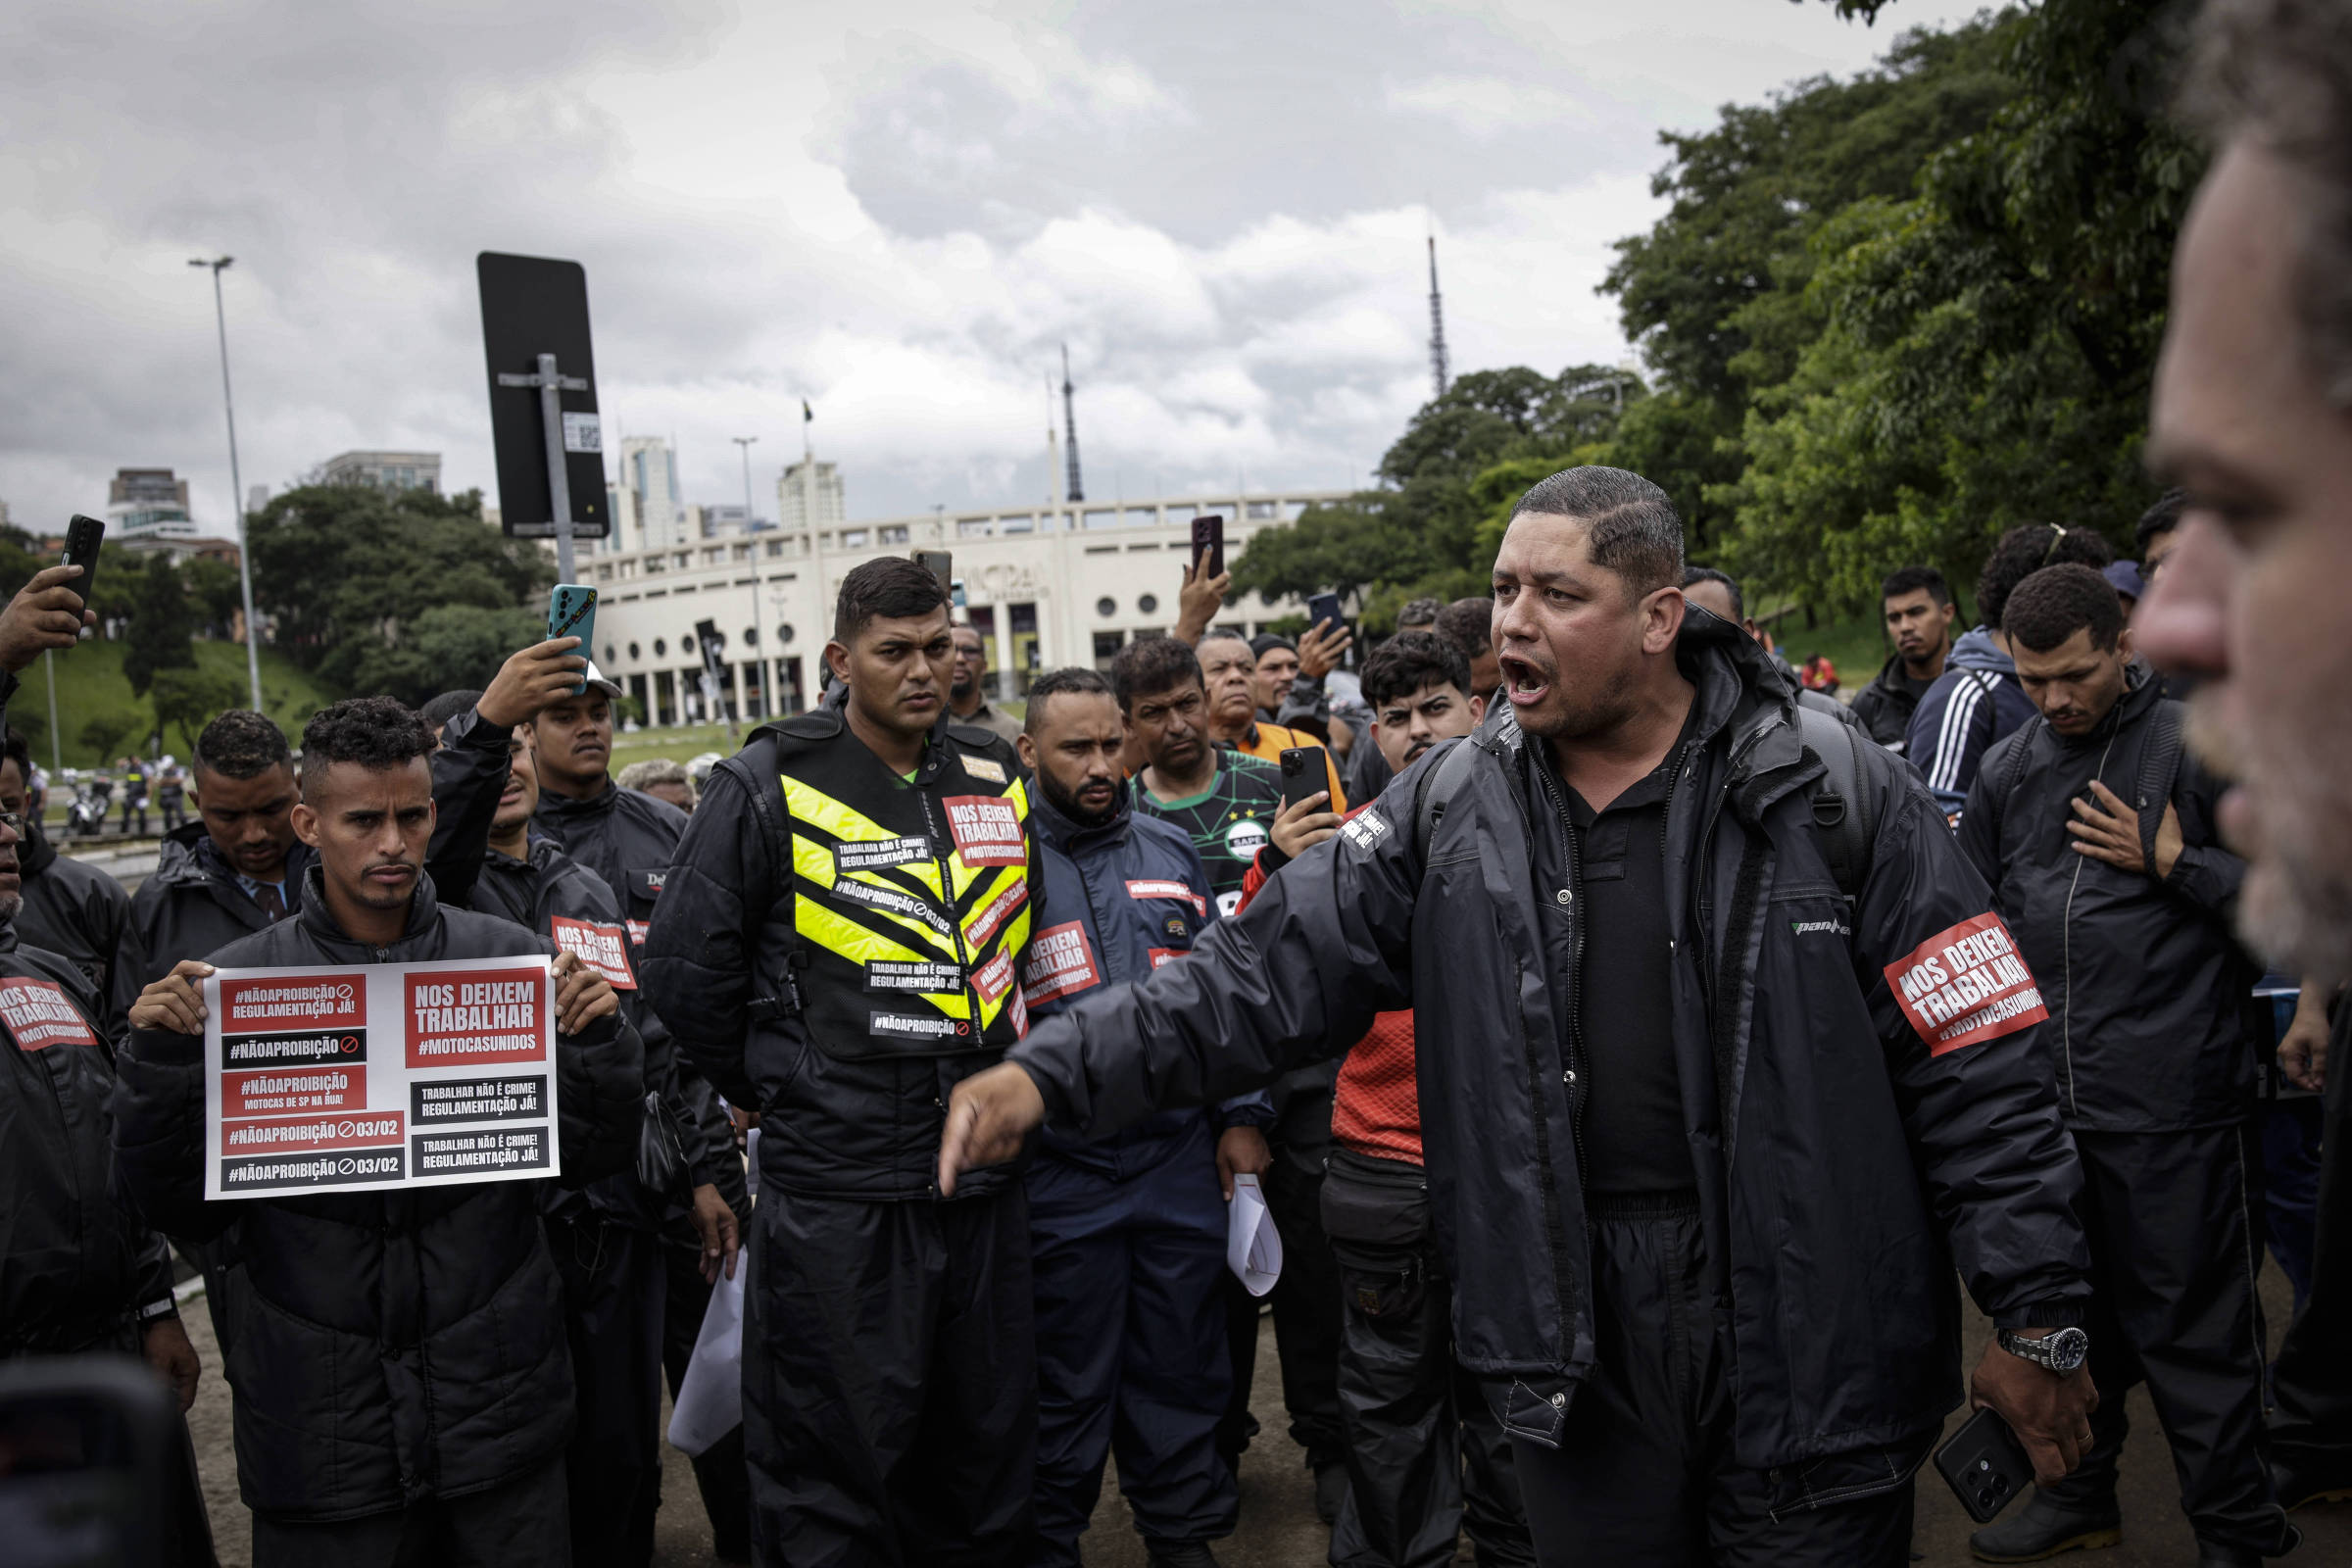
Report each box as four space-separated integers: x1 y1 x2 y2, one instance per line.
616 436 686 553
777 459 844 534
107 468 201 541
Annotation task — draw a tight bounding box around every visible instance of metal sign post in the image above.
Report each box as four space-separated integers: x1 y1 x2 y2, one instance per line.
496 353 590 582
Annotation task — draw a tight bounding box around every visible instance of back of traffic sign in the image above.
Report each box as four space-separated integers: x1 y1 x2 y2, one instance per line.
477 252 610 540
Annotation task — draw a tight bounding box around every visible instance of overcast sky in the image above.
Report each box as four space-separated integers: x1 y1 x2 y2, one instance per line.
0 0 1986 535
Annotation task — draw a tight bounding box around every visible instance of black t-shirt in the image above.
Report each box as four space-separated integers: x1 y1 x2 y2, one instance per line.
1564 721 1700 1198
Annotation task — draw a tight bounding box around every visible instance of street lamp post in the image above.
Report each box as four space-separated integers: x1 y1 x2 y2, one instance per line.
189 257 265 713
733 434 764 720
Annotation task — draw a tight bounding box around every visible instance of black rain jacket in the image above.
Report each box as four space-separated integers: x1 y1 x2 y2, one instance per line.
471 835 738 1225
1958 670 2255 1131
642 717 1032 1202
1848 652 1926 754
17 816 132 1040
109 706 513 1038
0 927 175 1354
1007 611 2090 1494
108 870 644 1522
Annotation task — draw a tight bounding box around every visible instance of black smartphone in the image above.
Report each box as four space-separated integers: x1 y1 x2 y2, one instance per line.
1307 591 1344 635
548 584 597 696
1934 1407 2034 1524
1279 746 1330 812
61 514 104 614
914 550 954 597
1190 514 1225 579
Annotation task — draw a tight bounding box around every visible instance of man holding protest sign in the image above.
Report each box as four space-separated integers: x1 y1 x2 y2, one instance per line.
112 697 645 1568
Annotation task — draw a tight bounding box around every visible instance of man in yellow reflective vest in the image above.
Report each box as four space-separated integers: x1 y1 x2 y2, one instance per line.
645 556 1041 1567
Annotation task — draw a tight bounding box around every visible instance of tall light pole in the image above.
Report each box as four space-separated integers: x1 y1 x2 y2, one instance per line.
190 257 264 712
733 434 764 720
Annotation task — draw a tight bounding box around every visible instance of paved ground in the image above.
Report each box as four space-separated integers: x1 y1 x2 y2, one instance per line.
176 1256 2347 1566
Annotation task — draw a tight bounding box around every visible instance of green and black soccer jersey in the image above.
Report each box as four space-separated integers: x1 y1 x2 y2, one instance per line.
1136 752 1284 916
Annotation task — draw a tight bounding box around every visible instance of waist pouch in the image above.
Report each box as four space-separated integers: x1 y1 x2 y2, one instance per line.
1320 1147 1431 1255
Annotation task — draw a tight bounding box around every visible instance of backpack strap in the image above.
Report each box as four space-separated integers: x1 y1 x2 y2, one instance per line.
1412 737 1481 861
729 743 809 1017
1794 704 1873 904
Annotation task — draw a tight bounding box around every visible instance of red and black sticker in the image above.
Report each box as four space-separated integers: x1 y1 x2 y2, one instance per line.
963 877 1030 949
1883 911 2048 1056
1021 921 1102 1005
0 978 98 1051
943 795 1026 866
1148 949 1187 969
549 916 637 990
972 949 1017 1006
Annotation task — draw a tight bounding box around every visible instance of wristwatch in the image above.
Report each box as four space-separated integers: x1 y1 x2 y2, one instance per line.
1998 1326 2089 1375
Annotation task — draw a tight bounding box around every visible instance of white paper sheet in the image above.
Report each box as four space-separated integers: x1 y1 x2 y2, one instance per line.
1226 1172 1284 1297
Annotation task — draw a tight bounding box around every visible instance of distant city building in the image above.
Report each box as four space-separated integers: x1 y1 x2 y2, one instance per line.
777 459 844 534
692 503 761 538
606 436 686 556
107 468 202 542
318 450 442 494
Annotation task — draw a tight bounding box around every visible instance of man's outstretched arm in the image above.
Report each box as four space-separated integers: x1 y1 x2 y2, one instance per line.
943 753 1436 1192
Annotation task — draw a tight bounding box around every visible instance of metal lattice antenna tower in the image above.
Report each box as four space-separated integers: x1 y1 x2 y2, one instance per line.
1427 232 1450 400
1061 343 1085 503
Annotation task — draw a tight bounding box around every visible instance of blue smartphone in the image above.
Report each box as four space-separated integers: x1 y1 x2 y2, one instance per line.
548 584 597 695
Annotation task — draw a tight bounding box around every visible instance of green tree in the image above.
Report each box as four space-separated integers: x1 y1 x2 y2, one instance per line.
122 556 198 699
151 666 246 752
341 605 549 710
182 558 247 635
77 712 138 761
247 485 554 693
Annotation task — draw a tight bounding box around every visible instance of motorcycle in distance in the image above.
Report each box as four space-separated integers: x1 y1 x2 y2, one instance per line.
65 774 114 839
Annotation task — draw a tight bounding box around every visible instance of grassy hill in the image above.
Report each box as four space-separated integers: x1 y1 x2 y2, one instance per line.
17 638 340 770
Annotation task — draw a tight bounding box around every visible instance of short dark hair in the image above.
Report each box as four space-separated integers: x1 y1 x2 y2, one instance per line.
1880 564 1952 608
2003 564 2129 655
1508 466 1685 601
1 727 29 789
2186 0 2352 405
833 557 950 646
2134 490 2185 553
194 710 292 781
1109 636 1204 712
1360 631 1472 710
418 690 482 735
299 698 433 802
1396 597 1444 629
1022 667 1115 735
1681 565 1742 622
1435 596 1494 659
1976 524 2113 631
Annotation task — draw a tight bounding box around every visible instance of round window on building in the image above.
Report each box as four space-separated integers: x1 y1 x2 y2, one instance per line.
1138 594 1158 614
628 641 641 661
743 627 760 648
654 638 667 658
1096 597 1117 618
604 644 617 664
778 623 796 646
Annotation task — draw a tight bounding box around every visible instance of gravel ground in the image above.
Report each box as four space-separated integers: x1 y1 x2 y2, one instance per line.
172 1254 2346 1566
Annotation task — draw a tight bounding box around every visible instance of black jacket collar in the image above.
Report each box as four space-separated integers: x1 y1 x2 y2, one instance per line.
1032 779 1133 857
292 863 442 955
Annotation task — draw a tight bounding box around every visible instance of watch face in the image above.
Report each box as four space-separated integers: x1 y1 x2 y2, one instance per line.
2046 1328 2089 1373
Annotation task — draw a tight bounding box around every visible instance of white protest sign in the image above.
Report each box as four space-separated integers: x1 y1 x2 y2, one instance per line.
202 955 559 1200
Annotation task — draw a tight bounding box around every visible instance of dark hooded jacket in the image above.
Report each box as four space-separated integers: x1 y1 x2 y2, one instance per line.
1004 610 2090 1497
1026 780 1223 1174
1958 670 2255 1131
16 815 132 1039
108 868 645 1522
470 835 737 1224
109 705 514 1037
0 926 175 1354
1906 627 2038 818
1849 651 1933 753
641 713 1034 1201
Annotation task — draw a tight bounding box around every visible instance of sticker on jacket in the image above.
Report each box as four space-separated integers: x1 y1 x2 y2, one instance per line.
1341 810 1391 852
1883 912 2048 1055
1021 921 1101 1005
0 978 97 1051
869 1010 969 1045
835 836 933 873
971 949 1016 1005
1148 948 1188 968
1127 879 1207 916
964 878 1030 948
943 795 1026 866
961 757 1007 785
864 959 964 995
549 916 638 990
832 875 954 938
625 919 650 947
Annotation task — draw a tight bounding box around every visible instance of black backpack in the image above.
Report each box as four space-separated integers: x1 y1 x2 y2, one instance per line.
1413 703 1875 902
